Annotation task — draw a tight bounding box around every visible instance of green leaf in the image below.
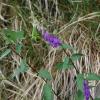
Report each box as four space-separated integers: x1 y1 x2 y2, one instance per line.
31 27 40 42
12 59 29 78
56 57 74 70
56 62 63 70
61 44 75 51
71 53 83 61
53 29 58 34
38 69 52 80
63 57 74 70
86 73 100 80
19 59 29 73
3 29 24 43
0 49 11 60
76 74 84 92
75 90 84 100
43 83 54 100
16 43 23 53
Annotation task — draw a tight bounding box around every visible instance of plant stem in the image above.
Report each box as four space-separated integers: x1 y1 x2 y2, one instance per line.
62 47 94 100
62 47 79 74
9 45 61 100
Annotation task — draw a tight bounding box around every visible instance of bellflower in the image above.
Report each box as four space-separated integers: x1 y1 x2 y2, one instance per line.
43 31 61 48
83 80 90 100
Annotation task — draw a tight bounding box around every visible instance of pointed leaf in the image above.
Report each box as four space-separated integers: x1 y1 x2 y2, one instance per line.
0 49 11 60
15 43 23 53
3 29 24 43
12 59 29 78
61 44 75 51
86 73 100 80
38 69 52 80
43 83 54 100
76 74 84 92
63 57 74 70
71 53 83 61
56 62 63 70
56 57 74 70
75 90 84 100
19 59 29 73
32 27 40 42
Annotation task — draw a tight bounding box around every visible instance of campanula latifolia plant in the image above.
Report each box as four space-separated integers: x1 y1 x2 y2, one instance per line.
0 0 100 100
38 29 100 100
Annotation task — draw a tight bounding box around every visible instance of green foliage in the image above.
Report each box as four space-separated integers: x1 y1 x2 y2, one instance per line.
71 53 83 61
83 0 89 12
85 73 100 80
42 83 54 100
0 49 11 60
31 27 41 43
63 57 70 70
56 62 63 70
3 29 24 44
53 29 58 34
56 57 74 70
19 59 29 73
0 0 100 100
12 59 29 78
76 74 84 92
61 44 75 51
15 43 23 53
76 73 100 94
63 57 74 69
38 69 52 80
75 90 84 100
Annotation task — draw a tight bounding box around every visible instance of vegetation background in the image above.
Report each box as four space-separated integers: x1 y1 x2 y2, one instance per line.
0 0 100 100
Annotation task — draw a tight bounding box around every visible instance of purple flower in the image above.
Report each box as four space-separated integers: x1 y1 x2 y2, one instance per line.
43 31 61 48
83 80 90 100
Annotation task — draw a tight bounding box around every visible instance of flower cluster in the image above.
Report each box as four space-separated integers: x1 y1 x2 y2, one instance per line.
43 31 61 48
83 80 90 100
